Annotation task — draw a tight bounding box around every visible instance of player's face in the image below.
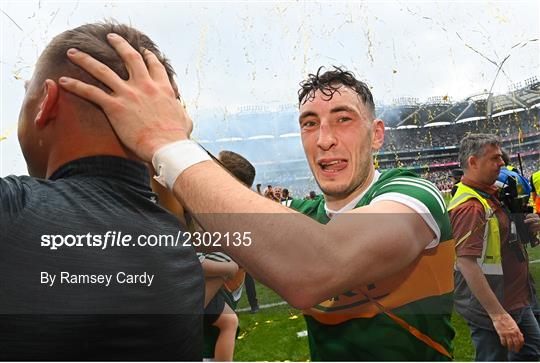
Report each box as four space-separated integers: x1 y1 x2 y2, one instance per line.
475 144 505 185
299 86 384 200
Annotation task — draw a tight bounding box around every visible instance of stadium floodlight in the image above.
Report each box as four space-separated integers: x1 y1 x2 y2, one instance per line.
508 81 523 92
524 76 539 88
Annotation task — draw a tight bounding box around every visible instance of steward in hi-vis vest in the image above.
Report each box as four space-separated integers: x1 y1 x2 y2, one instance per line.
449 183 503 276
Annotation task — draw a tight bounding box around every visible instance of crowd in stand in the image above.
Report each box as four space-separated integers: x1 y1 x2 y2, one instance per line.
382 111 539 152
261 157 540 198
255 110 539 198
258 184 318 202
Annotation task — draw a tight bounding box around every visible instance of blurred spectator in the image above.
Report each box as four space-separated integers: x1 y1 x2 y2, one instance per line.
281 188 293 207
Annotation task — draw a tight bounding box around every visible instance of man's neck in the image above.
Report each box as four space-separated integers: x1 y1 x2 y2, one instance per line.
461 174 498 196
45 138 130 179
324 167 377 211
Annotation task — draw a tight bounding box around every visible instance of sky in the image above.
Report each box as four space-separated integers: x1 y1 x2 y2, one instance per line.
1 0 538 176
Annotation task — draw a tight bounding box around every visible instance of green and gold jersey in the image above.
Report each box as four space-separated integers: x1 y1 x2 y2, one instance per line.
291 168 455 361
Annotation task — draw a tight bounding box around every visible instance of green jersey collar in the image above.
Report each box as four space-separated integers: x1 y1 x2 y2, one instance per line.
324 170 381 219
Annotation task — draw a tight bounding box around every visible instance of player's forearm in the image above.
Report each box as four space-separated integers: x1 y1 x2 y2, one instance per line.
456 256 507 317
172 160 332 307
171 161 428 307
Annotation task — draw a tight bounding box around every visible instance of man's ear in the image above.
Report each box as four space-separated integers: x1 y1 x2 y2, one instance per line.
371 118 385 151
468 155 477 170
34 79 59 127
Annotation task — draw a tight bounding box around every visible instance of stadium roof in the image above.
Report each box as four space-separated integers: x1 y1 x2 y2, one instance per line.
192 77 540 141
376 79 540 127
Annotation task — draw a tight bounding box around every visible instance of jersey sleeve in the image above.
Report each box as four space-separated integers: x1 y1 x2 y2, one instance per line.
204 252 232 262
370 175 450 249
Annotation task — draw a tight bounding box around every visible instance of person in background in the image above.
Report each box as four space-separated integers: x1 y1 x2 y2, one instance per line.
448 133 540 361
281 188 293 207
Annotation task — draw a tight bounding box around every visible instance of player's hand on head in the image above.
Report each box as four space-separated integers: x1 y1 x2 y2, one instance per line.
59 33 191 162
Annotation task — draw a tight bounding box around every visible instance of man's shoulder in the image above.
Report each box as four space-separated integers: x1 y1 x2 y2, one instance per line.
1 174 38 189
366 168 453 241
375 168 430 186
368 168 445 210
371 168 432 193
0 175 41 213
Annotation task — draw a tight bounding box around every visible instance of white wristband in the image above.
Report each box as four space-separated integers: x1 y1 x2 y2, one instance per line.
152 140 211 190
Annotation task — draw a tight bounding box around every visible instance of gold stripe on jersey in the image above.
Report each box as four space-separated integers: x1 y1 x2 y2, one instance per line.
303 238 455 325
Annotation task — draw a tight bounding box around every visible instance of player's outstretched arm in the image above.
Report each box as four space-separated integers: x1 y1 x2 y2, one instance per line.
60 34 436 309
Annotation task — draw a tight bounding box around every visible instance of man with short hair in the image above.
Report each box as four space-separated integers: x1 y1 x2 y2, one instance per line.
61 37 455 360
448 133 540 361
218 150 256 187
1 22 203 360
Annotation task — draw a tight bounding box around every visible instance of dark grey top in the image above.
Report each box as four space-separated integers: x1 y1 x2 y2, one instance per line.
0 156 203 360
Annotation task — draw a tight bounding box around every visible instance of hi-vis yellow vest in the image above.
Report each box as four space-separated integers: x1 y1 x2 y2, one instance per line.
533 171 540 193
447 183 502 275
533 171 540 213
